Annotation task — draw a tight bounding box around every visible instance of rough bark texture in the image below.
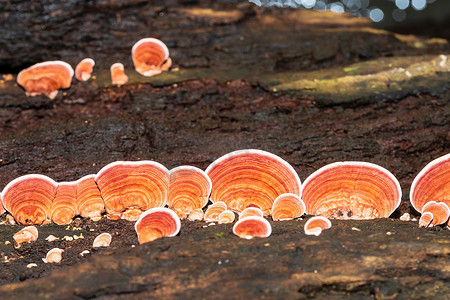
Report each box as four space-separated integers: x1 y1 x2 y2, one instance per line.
0 0 449 298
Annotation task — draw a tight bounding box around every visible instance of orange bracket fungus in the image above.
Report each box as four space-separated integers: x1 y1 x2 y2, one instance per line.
304 216 332 236
50 182 78 225
205 149 301 216
110 63 129 86
76 174 105 221
1 174 58 225
168 166 212 219
13 226 38 247
218 210 236 224
188 208 204 221
232 216 272 239
204 201 227 222
239 207 264 220
410 153 450 225
0 194 5 216
302 162 401 219
92 233 112 248
131 38 172 77
134 207 181 244
419 201 450 227
271 193 306 221
75 58 95 81
17 61 74 99
95 161 170 221
43 248 62 263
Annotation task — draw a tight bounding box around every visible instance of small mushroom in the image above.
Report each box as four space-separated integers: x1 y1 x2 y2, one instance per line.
271 193 305 221
16 61 74 99
304 216 332 236
134 207 181 244
232 216 272 239
204 201 227 222
75 58 95 81
76 174 104 221
92 233 112 248
51 182 78 225
42 248 62 263
420 201 450 227
205 149 301 216
13 226 38 247
187 208 204 221
1 174 58 225
95 161 170 221
418 211 434 228
110 63 128 86
168 166 212 219
218 210 235 224
131 38 172 77
239 207 264 220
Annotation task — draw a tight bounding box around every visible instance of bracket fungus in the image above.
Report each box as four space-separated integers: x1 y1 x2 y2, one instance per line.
218 210 236 224
92 233 112 248
110 63 129 86
302 162 401 219
17 61 74 99
232 216 272 239
43 248 62 263
188 208 204 221
76 175 105 222
304 216 332 236
1 174 58 225
168 166 212 219
271 193 306 221
95 161 170 221
134 207 181 244
13 226 38 247
204 201 227 222
419 201 450 227
239 207 264 220
51 182 78 225
410 154 450 225
75 58 95 81
0 195 5 216
205 149 301 216
131 38 172 77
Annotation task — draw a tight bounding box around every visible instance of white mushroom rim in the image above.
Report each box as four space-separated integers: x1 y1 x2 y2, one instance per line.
205 149 302 200
301 161 402 214
410 153 450 213
95 160 170 182
78 58 95 67
134 207 181 238
110 63 125 72
132 38 170 60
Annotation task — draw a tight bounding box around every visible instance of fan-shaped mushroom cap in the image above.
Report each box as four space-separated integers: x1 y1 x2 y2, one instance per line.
134 207 181 244
239 207 264 220
204 201 227 222
271 193 306 221
0 194 5 216
205 149 301 216
418 211 433 228
421 201 450 226
410 154 450 214
131 38 172 77
51 182 78 225
188 208 204 221
232 216 272 239
43 248 62 263
17 61 74 99
1 174 58 225
168 166 212 219
218 210 236 224
76 174 104 221
75 58 95 81
110 63 129 85
93 233 112 248
13 226 38 246
302 162 401 219
304 216 332 236
95 161 169 221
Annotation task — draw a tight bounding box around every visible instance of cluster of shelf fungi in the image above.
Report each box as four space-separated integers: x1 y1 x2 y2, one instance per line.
1 149 449 264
